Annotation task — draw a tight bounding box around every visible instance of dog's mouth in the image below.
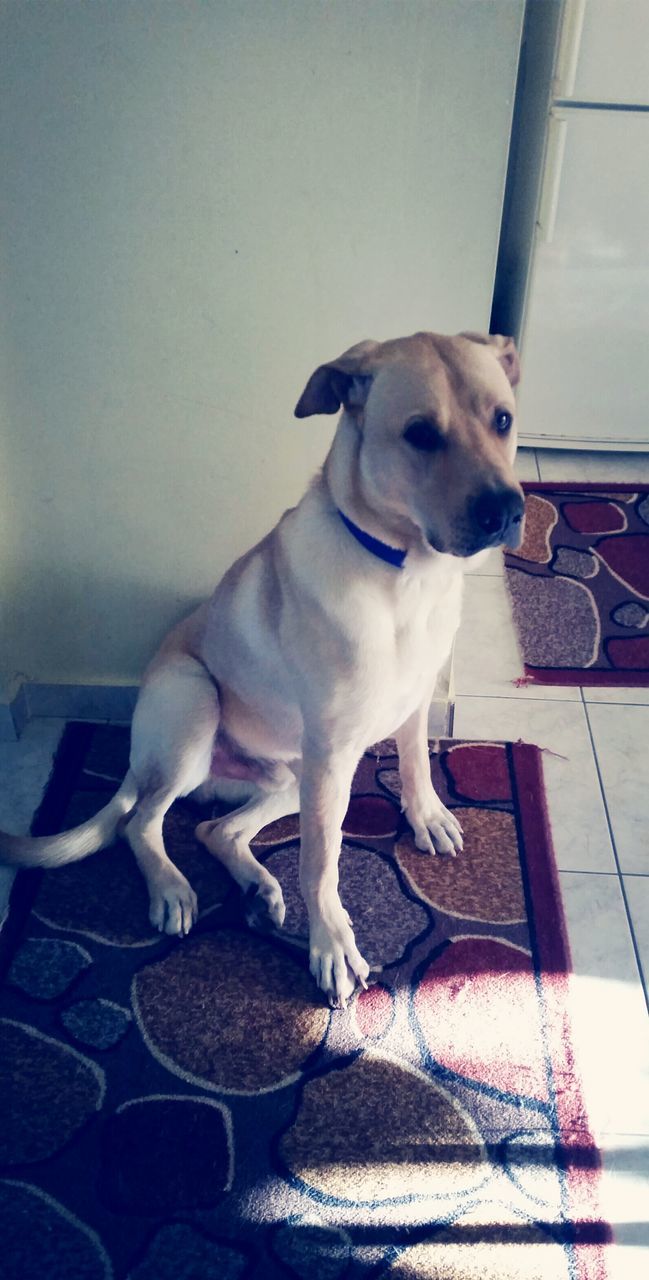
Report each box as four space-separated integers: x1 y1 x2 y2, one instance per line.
427 489 526 558
427 513 525 558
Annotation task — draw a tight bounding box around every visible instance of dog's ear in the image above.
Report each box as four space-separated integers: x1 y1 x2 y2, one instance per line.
294 340 379 418
460 332 520 388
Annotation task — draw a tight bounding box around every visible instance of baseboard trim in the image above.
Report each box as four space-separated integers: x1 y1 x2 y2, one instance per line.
0 683 139 739
2 680 453 740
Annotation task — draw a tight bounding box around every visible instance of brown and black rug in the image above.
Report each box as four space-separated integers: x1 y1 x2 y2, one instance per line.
504 482 649 686
0 723 611 1278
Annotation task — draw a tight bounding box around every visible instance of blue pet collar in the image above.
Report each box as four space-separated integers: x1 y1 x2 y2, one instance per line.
337 509 407 570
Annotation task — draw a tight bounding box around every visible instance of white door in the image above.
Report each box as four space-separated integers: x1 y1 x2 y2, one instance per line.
555 0 649 105
518 108 649 449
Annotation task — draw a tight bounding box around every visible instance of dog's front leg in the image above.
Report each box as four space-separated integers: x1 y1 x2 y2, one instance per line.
299 742 370 1008
395 703 463 856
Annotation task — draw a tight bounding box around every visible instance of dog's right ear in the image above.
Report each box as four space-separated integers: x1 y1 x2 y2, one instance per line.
460 331 521 387
294 340 379 418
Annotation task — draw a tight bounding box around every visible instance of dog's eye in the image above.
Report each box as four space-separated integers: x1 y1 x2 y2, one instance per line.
494 409 513 434
403 418 443 452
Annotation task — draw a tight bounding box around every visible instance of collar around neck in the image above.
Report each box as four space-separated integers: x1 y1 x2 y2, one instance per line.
337 509 407 569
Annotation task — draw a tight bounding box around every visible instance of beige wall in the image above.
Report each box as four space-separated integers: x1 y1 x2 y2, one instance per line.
0 0 523 699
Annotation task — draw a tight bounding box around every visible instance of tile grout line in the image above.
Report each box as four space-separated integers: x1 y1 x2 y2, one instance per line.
581 689 649 1016
559 868 623 878
582 699 649 710
455 692 584 704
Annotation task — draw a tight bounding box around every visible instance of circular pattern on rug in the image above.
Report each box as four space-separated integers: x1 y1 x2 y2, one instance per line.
505 569 599 668
34 809 231 946
515 495 558 564
0 1180 112 1280
0 1020 104 1163
551 546 599 579
252 813 300 847
261 840 432 968
412 938 547 1101
60 999 132 1050
99 1095 233 1214
132 930 329 1093
443 744 511 803
8 938 92 999
379 1208 570 1278
376 768 402 800
342 794 400 839
278 1053 488 1203
595 533 649 600
396 808 524 924
611 601 648 629
605 634 649 670
562 500 626 535
127 1224 249 1280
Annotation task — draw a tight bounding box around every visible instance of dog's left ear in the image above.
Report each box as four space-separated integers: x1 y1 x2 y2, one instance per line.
294 340 380 418
460 332 520 388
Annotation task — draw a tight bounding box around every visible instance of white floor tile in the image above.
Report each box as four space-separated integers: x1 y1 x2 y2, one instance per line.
453 694 615 873
584 686 649 707
597 1134 649 1279
455 574 581 700
555 867 649 1270
624 876 649 994
586 704 649 876
537 450 649 484
559 871 649 1135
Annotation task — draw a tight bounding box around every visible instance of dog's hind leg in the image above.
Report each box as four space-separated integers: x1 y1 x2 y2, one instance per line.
124 654 219 936
196 779 299 929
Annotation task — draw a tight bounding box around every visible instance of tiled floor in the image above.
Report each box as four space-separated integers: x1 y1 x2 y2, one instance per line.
1 448 648 1275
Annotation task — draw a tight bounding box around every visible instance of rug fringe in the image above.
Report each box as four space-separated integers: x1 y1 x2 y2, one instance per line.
515 736 569 762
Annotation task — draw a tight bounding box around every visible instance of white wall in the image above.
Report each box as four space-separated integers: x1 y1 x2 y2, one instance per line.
0 0 523 696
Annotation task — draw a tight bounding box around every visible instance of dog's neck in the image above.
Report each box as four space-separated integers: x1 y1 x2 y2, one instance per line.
336 509 408 569
323 413 426 558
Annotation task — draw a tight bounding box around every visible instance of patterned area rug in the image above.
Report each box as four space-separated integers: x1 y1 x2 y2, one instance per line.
504 482 649 686
0 723 611 1279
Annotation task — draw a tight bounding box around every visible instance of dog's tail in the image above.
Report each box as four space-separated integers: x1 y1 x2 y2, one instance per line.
0 771 138 869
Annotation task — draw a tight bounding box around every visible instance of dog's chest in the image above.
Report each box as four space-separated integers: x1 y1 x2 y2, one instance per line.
359 565 463 735
395 562 462 656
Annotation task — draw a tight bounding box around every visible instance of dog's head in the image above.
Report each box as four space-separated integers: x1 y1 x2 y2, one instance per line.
295 331 524 557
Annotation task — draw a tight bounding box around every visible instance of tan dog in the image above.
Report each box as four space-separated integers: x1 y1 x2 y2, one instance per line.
0 331 524 1007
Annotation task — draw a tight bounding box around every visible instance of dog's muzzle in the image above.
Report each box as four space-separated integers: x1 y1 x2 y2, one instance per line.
472 487 525 550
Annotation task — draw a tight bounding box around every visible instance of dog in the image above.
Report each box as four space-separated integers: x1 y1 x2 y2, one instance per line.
0 330 524 1007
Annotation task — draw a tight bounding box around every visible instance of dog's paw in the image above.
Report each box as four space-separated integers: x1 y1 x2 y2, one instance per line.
309 912 370 1010
148 869 198 937
245 873 286 931
405 796 464 857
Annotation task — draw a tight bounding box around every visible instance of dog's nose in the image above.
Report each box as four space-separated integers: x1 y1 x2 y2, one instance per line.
473 488 525 546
